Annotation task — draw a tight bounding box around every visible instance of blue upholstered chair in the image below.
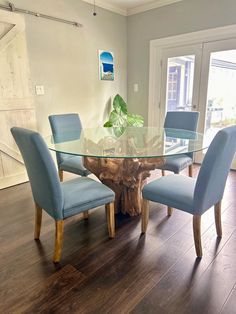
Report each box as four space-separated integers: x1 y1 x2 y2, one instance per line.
158 111 199 177
141 125 236 258
48 114 90 181
11 127 115 263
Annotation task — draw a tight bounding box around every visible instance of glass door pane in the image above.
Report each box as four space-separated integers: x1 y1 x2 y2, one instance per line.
196 39 236 169
159 44 202 129
166 55 195 111
204 49 236 148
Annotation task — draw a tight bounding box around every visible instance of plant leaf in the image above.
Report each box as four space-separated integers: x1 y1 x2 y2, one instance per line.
103 121 113 127
109 110 127 127
104 94 144 132
113 127 126 137
113 94 128 115
127 113 144 127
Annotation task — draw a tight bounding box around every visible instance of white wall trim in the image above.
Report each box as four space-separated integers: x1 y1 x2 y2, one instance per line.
127 0 183 16
148 23 236 127
82 0 127 16
82 0 183 16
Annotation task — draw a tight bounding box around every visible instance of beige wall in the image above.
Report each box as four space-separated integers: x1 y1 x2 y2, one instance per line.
2 0 236 131
0 0 127 134
127 0 236 124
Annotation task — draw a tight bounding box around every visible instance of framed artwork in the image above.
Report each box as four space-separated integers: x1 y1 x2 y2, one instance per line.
99 50 114 81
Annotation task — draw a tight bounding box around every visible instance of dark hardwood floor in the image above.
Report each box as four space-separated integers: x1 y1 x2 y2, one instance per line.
0 166 236 313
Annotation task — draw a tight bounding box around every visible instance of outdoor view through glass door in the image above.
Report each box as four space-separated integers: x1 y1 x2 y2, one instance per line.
166 55 195 112
197 38 236 169
160 44 202 128
204 49 236 148
159 39 236 169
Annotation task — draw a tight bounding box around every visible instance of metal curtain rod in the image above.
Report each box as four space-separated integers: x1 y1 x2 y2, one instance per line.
0 2 83 28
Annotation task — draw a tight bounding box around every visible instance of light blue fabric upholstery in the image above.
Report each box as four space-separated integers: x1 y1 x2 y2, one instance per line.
143 125 236 215
49 113 90 176
164 111 199 131
158 111 199 173
143 175 196 214
62 177 114 218
11 127 64 220
11 127 115 221
194 126 236 214
157 155 193 173
59 156 89 177
49 113 83 134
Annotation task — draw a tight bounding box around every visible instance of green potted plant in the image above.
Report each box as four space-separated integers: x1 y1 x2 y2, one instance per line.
104 94 144 135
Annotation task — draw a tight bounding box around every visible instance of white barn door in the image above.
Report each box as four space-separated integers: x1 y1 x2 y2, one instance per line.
0 10 37 189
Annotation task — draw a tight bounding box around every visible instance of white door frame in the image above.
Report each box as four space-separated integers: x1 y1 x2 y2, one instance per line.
148 24 236 128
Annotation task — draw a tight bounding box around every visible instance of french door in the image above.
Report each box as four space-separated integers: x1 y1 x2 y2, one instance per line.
160 38 236 169
159 44 203 127
196 38 236 168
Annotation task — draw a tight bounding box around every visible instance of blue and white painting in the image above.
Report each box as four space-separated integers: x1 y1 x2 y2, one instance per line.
99 50 114 81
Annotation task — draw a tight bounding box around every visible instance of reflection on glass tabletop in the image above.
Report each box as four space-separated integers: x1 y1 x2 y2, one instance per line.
45 127 206 159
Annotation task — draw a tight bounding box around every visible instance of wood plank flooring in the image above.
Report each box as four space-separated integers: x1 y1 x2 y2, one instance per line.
0 166 236 313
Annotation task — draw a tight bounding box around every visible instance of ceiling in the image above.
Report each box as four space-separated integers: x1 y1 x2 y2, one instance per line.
82 0 183 16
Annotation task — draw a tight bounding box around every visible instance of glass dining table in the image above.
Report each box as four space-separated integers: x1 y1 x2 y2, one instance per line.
46 127 206 216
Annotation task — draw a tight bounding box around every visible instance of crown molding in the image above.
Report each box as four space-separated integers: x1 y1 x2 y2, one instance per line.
127 0 183 16
82 0 184 16
82 0 127 16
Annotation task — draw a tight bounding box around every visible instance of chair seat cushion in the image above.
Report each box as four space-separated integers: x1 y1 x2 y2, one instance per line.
158 154 193 173
61 177 115 219
142 175 196 214
60 156 90 176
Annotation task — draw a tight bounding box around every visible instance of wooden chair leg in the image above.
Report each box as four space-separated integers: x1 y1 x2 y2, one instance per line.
105 203 115 238
161 170 165 176
189 165 193 177
53 220 64 263
214 201 222 237
34 204 42 240
58 170 63 182
83 210 89 220
193 215 202 258
141 199 149 233
167 206 173 217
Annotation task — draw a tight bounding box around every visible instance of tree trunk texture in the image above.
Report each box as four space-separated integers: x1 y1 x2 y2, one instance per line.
84 157 165 216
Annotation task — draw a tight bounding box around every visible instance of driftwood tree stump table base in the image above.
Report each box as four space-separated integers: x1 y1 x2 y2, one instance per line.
84 157 165 216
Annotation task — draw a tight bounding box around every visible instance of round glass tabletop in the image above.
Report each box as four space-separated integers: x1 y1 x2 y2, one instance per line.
45 127 206 159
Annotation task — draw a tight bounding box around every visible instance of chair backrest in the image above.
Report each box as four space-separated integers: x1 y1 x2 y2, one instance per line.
11 127 63 220
194 125 236 214
164 111 199 158
164 111 199 131
48 113 83 165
